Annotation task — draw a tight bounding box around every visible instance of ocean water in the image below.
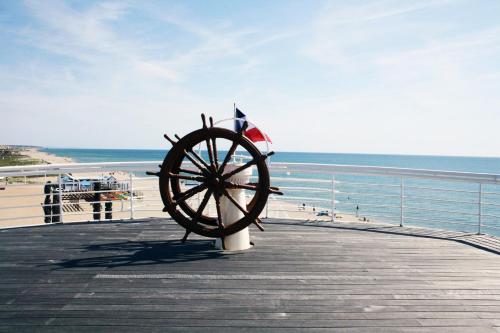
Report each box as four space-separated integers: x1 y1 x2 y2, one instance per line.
42 148 500 174
42 148 500 235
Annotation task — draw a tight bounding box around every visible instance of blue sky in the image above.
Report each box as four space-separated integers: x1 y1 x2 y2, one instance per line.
1 0 499 156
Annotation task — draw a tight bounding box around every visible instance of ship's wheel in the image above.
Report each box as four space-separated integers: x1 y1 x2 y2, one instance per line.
148 114 282 243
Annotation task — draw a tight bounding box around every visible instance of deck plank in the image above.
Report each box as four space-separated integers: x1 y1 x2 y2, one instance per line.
0 218 500 332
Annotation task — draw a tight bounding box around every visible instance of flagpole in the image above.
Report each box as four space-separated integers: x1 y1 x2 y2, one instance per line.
233 102 237 161
230 104 271 218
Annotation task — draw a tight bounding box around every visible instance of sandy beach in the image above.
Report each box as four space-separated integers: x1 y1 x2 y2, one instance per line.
0 148 376 229
23 147 75 164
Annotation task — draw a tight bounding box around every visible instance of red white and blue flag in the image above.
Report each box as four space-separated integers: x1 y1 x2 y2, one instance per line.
235 108 272 143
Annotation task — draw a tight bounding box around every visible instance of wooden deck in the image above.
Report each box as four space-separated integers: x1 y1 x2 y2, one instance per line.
1 218 500 332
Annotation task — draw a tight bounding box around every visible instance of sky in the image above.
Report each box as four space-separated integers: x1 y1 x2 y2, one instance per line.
0 0 499 157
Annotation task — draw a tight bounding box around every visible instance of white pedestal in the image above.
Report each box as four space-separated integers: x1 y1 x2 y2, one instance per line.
215 164 253 251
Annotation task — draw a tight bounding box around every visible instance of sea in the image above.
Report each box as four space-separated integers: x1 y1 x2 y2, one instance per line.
42 148 500 236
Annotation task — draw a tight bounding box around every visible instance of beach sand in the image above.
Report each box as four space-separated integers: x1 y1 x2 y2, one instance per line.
0 174 371 229
0 148 378 229
23 148 75 164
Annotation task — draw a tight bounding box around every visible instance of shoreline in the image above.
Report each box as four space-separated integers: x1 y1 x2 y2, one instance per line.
0 149 408 229
23 148 75 165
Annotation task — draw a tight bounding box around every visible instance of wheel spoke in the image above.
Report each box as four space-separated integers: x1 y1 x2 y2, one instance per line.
187 149 212 172
174 183 208 205
221 188 249 217
168 173 205 182
213 192 224 228
205 138 216 172
183 150 210 175
222 159 256 180
181 230 191 243
253 217 265 231
222 188 264 231
224 182 258 191
218 141 239 175
179 168 203 176
194 189 212 221
211 136 219 170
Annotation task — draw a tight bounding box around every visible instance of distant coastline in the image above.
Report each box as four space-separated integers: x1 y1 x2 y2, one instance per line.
23 147 74 165
40 147 500 174
0 146 73 167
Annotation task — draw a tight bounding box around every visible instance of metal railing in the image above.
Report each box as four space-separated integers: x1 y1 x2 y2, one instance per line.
271 163 500 235
0 161 499 235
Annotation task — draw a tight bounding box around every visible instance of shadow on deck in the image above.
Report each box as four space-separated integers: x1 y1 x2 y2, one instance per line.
57 239 223 269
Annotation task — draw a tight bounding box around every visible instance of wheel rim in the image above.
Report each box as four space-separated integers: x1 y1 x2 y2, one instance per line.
159 126 271 238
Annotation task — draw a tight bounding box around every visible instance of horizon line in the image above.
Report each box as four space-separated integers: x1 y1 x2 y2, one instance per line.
30 145 500 159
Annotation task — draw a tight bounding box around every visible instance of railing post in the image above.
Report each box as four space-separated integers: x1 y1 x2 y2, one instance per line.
129 173 134 220
43 181 52 223
400 177 404 227
58 172 63 223
331 175 336 222
263 161 269 218
93 182 102 221
478 183 482 235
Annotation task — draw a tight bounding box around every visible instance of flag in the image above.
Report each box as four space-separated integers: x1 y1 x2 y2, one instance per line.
234 108 272 143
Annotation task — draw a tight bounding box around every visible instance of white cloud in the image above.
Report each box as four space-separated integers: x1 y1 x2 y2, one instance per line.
17 0 181 84
2 0 499 156
11 0 293 88
23 0 126 55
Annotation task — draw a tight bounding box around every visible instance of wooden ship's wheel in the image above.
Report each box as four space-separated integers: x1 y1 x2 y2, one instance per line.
148 114 282 243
